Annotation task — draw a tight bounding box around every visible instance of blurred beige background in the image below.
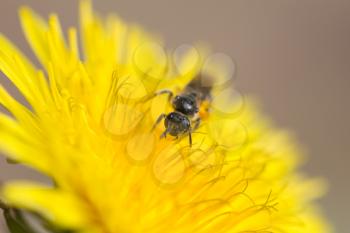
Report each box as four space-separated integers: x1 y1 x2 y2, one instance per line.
0 0 349 232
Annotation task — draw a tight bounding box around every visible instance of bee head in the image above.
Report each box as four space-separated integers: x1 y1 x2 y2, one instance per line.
172 94 198 116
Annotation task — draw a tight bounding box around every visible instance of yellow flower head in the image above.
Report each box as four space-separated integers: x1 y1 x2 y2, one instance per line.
0 1 331 233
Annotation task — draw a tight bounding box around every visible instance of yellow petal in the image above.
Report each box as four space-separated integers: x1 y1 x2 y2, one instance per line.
0 85 35 127
1 182 88 229
0 35 51 111
19 6 49 68
0 114 49 173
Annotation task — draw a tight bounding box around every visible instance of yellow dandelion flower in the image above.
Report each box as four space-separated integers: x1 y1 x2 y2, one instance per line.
0 1 332 233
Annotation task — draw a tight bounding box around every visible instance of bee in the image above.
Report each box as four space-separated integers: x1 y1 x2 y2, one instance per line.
151 74 213 147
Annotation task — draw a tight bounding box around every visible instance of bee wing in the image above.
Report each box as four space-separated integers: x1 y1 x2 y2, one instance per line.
210 88 245 118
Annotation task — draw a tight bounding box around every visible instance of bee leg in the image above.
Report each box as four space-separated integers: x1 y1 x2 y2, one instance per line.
160 129 168 139
188 131 193 147
151 113 167 131
192 118 201 131
156 90 174 102
144 90 174 102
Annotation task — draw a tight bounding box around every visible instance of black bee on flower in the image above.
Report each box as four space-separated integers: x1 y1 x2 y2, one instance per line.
151 75 213 147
